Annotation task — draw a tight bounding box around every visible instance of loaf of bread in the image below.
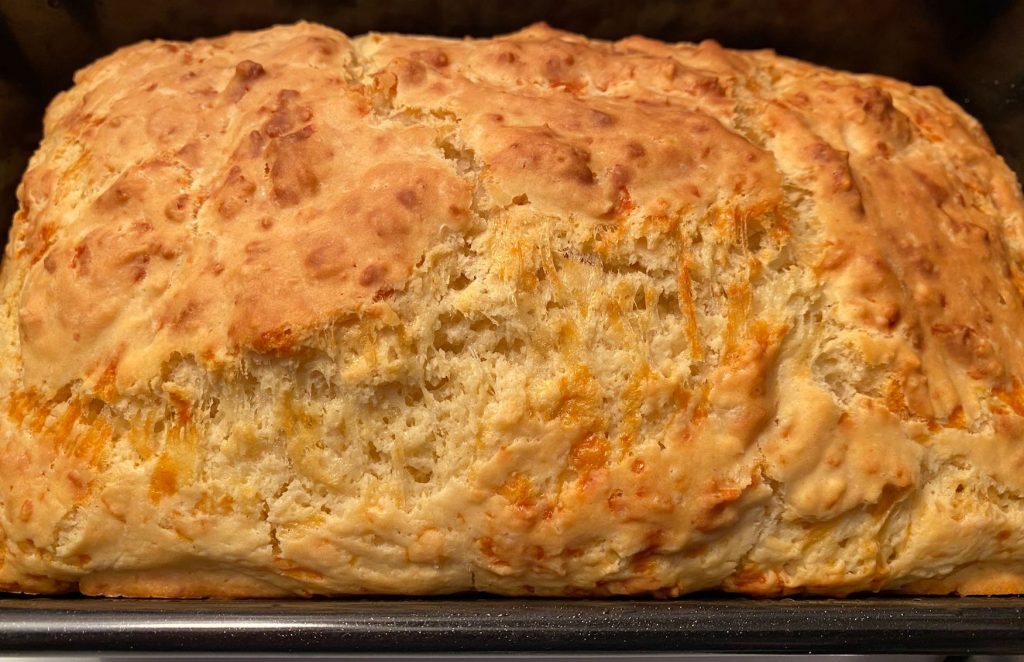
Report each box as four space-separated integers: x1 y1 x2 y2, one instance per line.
2 22 1023 597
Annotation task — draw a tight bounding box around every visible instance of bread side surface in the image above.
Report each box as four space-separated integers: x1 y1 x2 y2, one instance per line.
1 22 1023 597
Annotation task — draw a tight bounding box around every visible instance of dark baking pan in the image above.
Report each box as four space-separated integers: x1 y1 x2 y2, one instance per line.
1 1 1023 657
0 595 1022 654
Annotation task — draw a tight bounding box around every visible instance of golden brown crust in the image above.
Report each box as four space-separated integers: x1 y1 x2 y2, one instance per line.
900 563 1024 596
14 27 472 393
78 569 298 598
1 22 1023 598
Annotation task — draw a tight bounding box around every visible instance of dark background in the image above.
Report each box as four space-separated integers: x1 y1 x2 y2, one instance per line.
2 0 1022 244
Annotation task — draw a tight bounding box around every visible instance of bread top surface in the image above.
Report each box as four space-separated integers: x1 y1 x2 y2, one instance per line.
1 22 1024 597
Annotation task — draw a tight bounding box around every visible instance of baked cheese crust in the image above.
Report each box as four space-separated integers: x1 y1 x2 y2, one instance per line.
2 22 1023 596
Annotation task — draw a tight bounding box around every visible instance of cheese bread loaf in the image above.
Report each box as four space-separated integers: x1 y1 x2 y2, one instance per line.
2 22 1024 597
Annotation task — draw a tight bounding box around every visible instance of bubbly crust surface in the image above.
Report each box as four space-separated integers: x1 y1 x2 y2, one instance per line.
2 22 1024 597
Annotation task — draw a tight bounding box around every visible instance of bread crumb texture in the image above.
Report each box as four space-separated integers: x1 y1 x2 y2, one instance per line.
2 22 1024 597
